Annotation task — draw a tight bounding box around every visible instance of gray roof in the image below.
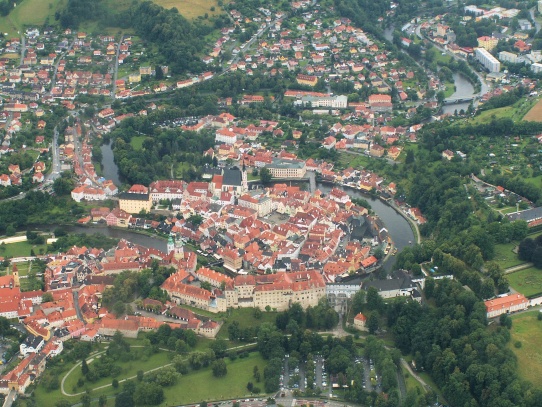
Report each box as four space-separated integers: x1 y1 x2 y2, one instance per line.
223 168 242 186
506 207 542 223
118 192 149 201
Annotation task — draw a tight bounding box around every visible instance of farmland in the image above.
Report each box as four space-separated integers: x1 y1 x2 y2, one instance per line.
153 0 223 19
523 97 542 122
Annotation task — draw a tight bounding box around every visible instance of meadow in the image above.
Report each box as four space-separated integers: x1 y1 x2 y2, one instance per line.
510 311 542 388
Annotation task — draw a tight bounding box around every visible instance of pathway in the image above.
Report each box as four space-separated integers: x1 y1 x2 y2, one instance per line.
400 359 429 390
505 263 534 274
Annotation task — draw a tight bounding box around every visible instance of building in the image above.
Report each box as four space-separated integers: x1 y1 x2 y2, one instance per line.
265 158 307 179
485 294 528 318
118 192 152 214
149 180 185 202
475 48 500 72
498 51 518 64
518 19 532 31
294 95 348 109
238 193 273 217
20 335 45 356
532 63 542 74
353 313 367 330
296 74 318 87
477 36 498 51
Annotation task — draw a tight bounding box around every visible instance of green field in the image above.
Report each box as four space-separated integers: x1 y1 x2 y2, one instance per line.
0 240 49 258
0 0 63 38
507 267 542 297
163 353 266 405
36 350 266 407
129 136 148 150
510 311 542 388
218 308 277 340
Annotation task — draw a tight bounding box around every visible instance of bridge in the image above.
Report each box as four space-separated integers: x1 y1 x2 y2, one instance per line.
443 96 477 105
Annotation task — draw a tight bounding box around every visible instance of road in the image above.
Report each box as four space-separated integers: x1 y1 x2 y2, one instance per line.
48 40 75 96
111 35 124 98
505 262 534 274
19 35 25 66
72 290 85 324
46 125 61 182
1 389 16 407
531 7 541 35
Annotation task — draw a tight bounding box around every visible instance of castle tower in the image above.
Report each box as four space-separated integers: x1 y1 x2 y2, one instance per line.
167 235 174 254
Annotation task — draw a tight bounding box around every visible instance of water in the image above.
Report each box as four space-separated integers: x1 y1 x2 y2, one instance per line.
442 73 476 115
100 142 121 185
316 183 414 270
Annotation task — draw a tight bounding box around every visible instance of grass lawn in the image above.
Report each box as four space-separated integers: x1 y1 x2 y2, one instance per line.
154 0 223 20
470 106 516 125
491 241 522 269
510 311 542 388
507 267 542 297
129 135 147 150
443 81 455 98
337 151 371 170
0 240 49 258
218 308 277 340
162 352 266 405
401 365 424 395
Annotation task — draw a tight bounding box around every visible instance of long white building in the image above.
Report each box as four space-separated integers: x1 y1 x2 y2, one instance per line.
475 48 500 72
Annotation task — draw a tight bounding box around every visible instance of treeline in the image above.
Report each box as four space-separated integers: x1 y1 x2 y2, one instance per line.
483 173 542 204
48 233 118 253
479 87 527 111
387 278 542 407
129 1 210 74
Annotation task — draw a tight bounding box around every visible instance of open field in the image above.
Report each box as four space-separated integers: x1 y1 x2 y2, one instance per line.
0 0 63 37
510 311 542 388
523 98 542 122
154 0 223 19
507 267 542 297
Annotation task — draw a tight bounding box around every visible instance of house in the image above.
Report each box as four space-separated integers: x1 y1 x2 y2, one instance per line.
353 313 367 330
369 144 385 157
442 149 454 160
20 335 45 356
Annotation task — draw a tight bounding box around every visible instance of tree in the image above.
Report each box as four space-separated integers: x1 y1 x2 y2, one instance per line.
260 168 272 183
134 382 164 406
81 358 89 376
137 370 144 381
212 359 228 377
115 391 134 407
518 238 536 261
533 246 542 269
368 312 379 334
112 378 119 388
81 392 92 407
53 174 75 196
99 395 108 407
42 292 54 303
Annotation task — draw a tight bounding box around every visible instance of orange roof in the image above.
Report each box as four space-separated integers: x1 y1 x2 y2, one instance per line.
485 294 528 312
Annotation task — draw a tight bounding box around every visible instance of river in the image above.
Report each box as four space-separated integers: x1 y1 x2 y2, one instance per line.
100 142 121 185
441 72 475 115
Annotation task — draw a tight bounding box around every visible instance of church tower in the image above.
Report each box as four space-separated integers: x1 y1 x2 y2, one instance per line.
167 235 174 254
11 263 20 287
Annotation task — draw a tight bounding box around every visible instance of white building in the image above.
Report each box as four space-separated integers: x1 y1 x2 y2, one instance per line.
20 335 45 356
475 47 500 72
498 51 518 64
295 95 348 109
532 63 542 74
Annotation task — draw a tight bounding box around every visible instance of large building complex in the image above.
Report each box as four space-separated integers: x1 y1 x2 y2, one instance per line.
484 293 529 318
162 269 326 312
475 48 500 72
265 158 307 179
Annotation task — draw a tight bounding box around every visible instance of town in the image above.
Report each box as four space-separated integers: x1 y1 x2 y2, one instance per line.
1 0 542 406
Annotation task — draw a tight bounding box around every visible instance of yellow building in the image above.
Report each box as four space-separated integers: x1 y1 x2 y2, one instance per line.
129 73 141 83
477 36 498 51
118 192 152 214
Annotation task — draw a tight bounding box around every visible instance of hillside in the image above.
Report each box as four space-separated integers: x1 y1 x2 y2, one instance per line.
0 0 222 37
